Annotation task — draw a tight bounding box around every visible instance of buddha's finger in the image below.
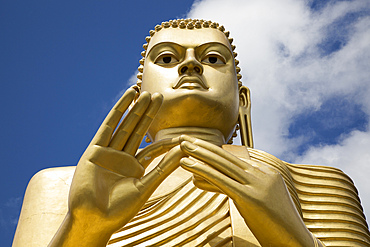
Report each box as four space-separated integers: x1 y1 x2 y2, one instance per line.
184 137 250 171
180 141 249 184
123 93 163 156
92 88 137 146
136 135 193 168
180 157 242 198
138 146 185 194
109 92 151 150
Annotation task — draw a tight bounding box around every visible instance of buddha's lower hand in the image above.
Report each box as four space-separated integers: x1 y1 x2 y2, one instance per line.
48 88 185 247
179 137 318 247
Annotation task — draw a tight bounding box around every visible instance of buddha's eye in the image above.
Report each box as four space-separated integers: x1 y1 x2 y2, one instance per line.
155 53 179 65
201 54 225 65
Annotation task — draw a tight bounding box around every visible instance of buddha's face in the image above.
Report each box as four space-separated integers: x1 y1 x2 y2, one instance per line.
141 27 239 142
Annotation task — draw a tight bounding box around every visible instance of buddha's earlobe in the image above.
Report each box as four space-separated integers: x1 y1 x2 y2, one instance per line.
238 86 254 148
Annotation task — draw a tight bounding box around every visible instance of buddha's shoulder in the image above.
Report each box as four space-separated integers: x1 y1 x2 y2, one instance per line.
14 167 76 246
245 147 361 207
22 166 75 209
247 147 355 188
32 165 76 177
246 147 351 179
30 166 76 182
284 162 354 184
26 166 76 196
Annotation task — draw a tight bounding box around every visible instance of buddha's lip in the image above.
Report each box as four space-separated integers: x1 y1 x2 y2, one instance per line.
173 76 208 90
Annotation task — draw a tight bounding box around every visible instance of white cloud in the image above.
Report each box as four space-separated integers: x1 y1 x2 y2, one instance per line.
187 0 370 218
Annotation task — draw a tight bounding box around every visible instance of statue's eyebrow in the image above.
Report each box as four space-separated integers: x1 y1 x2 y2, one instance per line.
195 42 233 56
147 42 185 56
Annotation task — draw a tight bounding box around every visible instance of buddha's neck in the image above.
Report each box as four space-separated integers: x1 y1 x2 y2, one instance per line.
154 127 226 146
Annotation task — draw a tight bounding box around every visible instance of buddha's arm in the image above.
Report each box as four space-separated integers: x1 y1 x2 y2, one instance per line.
179 137 323 247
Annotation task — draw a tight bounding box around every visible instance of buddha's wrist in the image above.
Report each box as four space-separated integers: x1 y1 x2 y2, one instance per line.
49 212 113 247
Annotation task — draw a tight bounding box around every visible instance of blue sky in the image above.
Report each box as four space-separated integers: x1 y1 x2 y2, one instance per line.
1 0 370 245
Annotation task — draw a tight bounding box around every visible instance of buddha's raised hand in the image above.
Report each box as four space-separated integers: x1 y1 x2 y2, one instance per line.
179 137 322 247
49 88 185 247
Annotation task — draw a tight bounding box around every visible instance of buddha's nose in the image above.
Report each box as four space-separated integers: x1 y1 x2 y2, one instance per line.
178 49 203 75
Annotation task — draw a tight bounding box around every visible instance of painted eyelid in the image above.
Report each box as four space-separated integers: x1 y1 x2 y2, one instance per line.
201 52 226 63
154 52 179 63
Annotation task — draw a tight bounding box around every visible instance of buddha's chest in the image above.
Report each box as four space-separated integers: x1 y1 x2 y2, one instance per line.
108 147 262 246
108 169 260 246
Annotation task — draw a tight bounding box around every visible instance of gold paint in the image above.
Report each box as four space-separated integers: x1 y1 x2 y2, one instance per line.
13 19 369 247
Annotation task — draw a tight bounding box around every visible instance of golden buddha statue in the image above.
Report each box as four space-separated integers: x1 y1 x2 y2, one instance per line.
13 19 370 247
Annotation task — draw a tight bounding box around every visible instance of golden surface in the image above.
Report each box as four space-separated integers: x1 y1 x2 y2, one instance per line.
13 19 369 246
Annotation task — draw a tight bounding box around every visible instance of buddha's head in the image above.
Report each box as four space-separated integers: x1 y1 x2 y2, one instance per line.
136 19 252 146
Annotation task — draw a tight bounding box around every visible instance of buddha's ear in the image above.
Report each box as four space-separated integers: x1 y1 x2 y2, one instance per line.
238 86 254 148
239 86 251 109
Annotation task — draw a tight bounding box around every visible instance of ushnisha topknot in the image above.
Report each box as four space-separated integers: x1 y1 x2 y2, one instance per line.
135 19 242 90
